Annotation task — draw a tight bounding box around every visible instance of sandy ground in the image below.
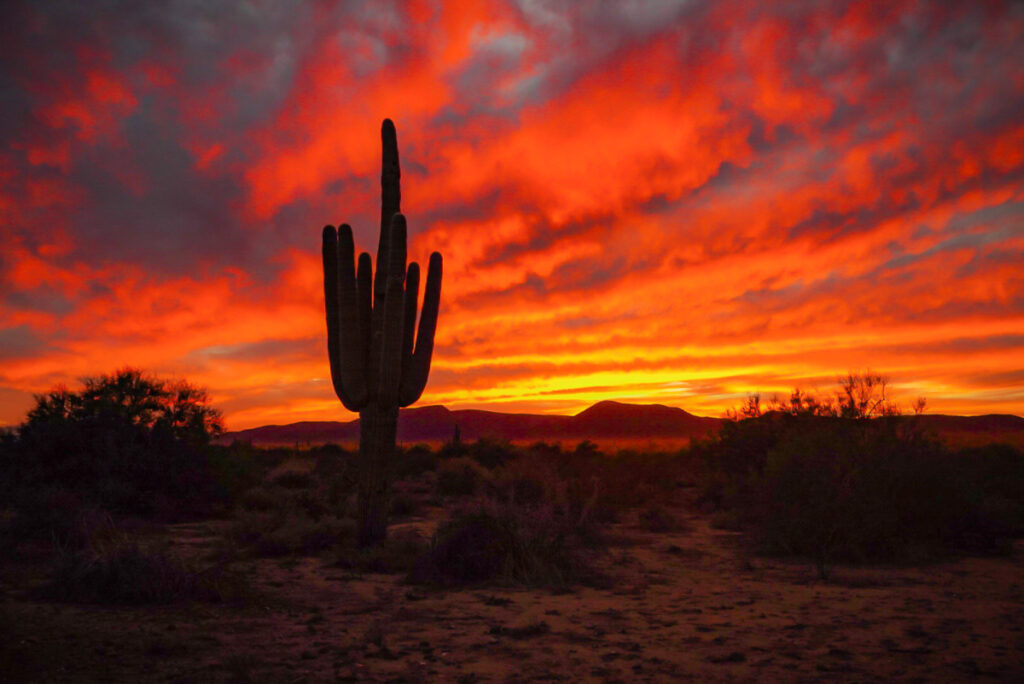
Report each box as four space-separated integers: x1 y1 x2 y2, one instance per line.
2 512 1023 683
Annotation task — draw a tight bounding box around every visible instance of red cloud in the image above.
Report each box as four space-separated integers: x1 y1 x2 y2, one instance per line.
1 0 1022 429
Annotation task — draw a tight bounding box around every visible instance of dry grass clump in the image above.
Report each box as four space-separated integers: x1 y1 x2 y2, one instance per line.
44 519 244 605
638 504 687 533
5 489 113 550
333 530 428 574
491 443 697 525
47 542 207 604
229 510 354 557
434 457 491 498
270 470 314 490
228 463 359 557
409 495 604 589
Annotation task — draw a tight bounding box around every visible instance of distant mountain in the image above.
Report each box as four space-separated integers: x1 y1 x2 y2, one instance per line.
570 401 722 438
219 400 725 446
219 402 1024 448
914 414 1024 433
912 414 1024 448
222 420 360 445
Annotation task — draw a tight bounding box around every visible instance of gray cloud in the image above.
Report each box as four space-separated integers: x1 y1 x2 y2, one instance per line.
0 0 360 280
0 325 57 359
190 337 317 364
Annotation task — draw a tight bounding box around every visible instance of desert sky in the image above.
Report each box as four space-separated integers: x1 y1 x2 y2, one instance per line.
1 0 1022 430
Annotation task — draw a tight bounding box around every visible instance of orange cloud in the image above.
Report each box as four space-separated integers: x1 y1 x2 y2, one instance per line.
1 0 1023 429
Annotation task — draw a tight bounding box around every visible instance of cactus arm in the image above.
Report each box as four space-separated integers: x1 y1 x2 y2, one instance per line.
401 261 420 383
356 252 372 370
322 225 367 411
322 225 345 402
377 214 408 406
399 251 442 407
369 120 402 399
375 118 401 305
336 224 368 408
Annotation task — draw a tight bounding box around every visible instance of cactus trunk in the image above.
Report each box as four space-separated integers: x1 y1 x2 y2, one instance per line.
321 119 442 547
356 402 398 547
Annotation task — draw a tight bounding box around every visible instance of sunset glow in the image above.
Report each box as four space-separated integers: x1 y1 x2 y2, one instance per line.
2 1 1022 429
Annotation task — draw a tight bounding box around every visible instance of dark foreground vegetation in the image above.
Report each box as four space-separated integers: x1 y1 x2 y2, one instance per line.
697 376 1024 576
2 370 1023 607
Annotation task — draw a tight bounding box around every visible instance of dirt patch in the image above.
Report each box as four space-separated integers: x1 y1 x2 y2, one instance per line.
2 514 1023 682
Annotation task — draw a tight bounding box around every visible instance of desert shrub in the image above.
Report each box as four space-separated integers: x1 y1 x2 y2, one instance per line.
698 376 905 513
409 498 603 588
4 487 89 546
753 419 960 563
333 530 427 574
435 435 467 460
239 482 328 519
526 441 565 458
638 504 685 533
310 442 348 465
0 428 18 498
715 415 1024 567
309 453 358 509
388 492 419 517
289 487 330 518
694 377 1024 566
600 448 696 512
272 470 313 490
946 443 1024 542
694 412 788 513
412 509 516 584
11 368 224 519
490 452 561 505
204 442 275 505
438 436 518 467
392 444 438 480
435 457 491 498
45 530 242 604
228 453 360 558
496 443 693 525
465 438 518 469
229 510 354 557
5 487 164 556
493 470 546 506
237 485 286 513
48 542 192 603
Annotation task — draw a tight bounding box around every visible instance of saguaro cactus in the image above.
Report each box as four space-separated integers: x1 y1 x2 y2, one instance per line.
321 119 442 547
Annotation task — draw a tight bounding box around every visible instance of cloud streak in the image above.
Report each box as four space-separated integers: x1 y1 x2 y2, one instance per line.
1 0 1022 428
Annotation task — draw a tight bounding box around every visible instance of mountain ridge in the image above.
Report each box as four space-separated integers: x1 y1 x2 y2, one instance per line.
220 400 720 445
219 400 1024 446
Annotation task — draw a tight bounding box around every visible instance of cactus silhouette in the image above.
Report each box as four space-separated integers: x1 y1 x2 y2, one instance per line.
321 119 442 547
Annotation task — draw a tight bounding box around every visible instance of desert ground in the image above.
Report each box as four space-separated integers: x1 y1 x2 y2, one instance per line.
3 505 1022 683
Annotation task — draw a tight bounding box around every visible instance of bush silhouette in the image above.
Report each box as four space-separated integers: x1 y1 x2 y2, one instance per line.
756 418 957 564
410 498 602 588
45 524 243 604
12 367 223 519
698 377 1024 567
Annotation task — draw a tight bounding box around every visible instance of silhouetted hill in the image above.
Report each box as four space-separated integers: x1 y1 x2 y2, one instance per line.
220 401 725 446
916 414 1024 433
570 400 721 438
219 403 1024 448
224 420 360 445
913 414 1024 448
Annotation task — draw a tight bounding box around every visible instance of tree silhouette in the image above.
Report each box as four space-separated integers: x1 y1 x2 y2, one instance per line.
16 368 222 514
